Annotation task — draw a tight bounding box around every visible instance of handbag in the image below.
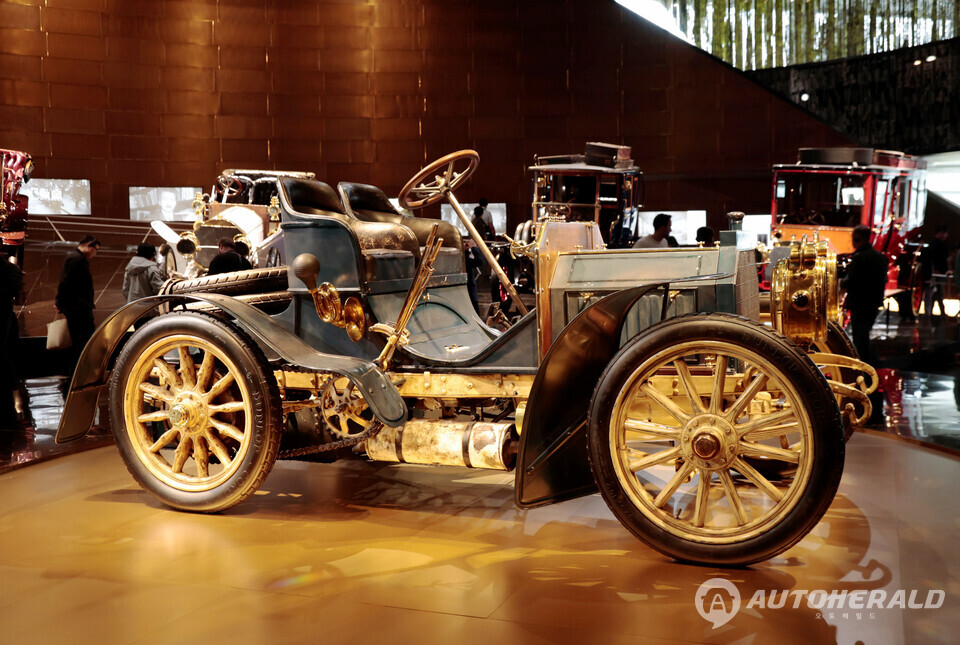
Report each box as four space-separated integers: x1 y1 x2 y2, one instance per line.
46 316 72 350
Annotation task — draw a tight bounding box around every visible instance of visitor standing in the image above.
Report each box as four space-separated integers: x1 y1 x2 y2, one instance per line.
56 235 100 379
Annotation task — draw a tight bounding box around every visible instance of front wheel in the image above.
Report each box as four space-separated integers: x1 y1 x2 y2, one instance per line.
587 314 844 566
109 312 281 512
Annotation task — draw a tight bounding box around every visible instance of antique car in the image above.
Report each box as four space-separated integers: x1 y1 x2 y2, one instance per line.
155 168 316 278
528 141 641 248
1 148 33 267
57 150 874 567
772 147 928 316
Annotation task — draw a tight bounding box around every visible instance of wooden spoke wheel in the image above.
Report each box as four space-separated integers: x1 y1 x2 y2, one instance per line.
588 314 844 566
109 312 280 512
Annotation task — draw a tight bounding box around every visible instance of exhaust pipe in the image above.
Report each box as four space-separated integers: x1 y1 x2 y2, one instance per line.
365 419 517 471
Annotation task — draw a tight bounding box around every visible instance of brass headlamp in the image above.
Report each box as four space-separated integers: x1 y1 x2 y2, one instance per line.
292 253 366 342
770 234 838 348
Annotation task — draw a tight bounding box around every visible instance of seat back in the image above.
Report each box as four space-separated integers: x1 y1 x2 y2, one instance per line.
338 182 464 257
280 178 348 218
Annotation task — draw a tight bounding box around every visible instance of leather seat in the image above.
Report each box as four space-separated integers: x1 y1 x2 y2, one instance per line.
337 182 464 275
279 178 419 282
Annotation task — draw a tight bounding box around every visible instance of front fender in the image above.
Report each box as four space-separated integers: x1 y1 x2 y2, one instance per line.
56 293 406 443
515 284 665 509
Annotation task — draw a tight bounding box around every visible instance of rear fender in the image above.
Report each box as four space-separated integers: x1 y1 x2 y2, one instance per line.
515 284 665 509
56 293 406 443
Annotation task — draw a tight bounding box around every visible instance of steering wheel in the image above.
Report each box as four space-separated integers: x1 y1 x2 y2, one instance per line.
398 150 479 209
216 175 252 202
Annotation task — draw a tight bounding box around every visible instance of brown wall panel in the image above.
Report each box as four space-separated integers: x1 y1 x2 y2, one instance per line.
0 4 41 30
42 8 102 36
48 82 107 109
104 111 160 135
0 28 45 57
0 79 45 107
0 53 42 81
0 0 851 226
166 91 219 115
166 43 219 68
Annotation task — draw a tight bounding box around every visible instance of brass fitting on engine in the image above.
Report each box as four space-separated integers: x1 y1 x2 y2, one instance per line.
771 234 838 348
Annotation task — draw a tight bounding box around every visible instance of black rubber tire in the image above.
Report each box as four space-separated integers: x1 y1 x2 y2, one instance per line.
108 311 281 512
813 320 861 441
167 266 288 297
587 313 845 567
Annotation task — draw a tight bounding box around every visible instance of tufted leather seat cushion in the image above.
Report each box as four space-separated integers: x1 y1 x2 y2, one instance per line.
337 182 465 272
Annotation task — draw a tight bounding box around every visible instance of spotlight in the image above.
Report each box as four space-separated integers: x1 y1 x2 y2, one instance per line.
913 59 922 66
800 92 810 102
926 55 937 62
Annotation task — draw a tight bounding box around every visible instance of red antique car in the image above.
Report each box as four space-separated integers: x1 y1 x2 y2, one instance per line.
772 147 928 315
0 148 33 267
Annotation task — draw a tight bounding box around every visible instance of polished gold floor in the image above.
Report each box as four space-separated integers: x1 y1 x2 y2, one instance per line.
0 433 957 645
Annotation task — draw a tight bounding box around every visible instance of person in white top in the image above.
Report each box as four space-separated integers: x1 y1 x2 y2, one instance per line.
478 198 495 236
633 213 672 248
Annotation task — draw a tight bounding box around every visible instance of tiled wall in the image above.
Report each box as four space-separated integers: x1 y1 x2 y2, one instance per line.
0 0 851 233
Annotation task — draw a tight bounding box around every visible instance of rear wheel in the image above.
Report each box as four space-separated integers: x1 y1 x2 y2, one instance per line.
109 312 281 512
587 314 844 566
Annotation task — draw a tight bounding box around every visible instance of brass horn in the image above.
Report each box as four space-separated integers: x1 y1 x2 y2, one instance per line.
292 253 367 341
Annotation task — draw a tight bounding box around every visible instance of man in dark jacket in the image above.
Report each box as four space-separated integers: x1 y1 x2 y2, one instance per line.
840 225 887 365
921 224 949 318
207 238 244 275
56 235 99 377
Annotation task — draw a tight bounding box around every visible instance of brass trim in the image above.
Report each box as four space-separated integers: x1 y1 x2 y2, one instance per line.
387 371 534 399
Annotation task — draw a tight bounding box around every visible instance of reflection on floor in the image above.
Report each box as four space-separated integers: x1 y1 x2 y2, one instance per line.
0 433 956 644
0 377 110 473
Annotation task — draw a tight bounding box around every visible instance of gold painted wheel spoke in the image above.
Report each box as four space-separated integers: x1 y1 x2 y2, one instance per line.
206 373 235 400
194 436 209 477
203 430 233 467
178 346 197 389
673 360 703 414
139 382 174 403
718 469 748 526
640 382 690 424
137 409 170 424
739 441 801 463
195 352 215 392
725 372 769 423
745 421 800 442
210 418 243 443
736 407 799 439
732 457 784 502
623 418 681 440
653 460 695 508
149 428 180 453
172 437 192 474
693 471 711 528
153 358 181 389
627 445 682 472
709 355 728 414
209 400 245 415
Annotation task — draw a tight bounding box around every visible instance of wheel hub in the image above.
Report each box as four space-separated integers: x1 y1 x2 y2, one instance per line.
169 393 207 435
692 433 721 459
681 415 737 470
